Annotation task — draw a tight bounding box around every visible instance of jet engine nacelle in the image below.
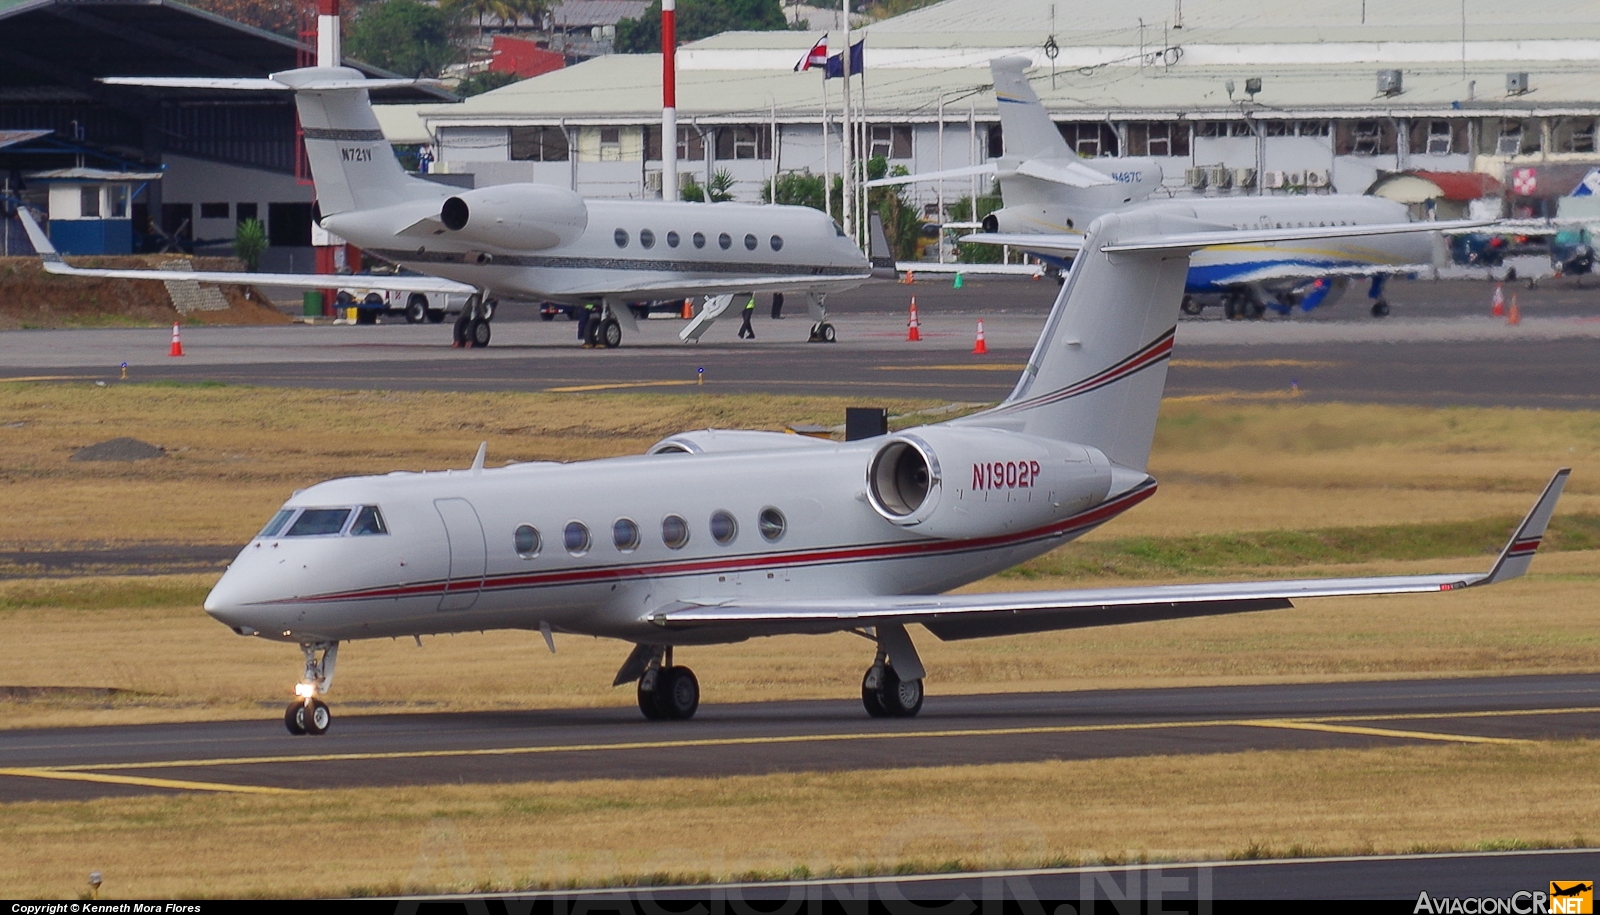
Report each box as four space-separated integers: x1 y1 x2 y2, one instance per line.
981 204 1076 235
440 183 588 251
865 427 1114 539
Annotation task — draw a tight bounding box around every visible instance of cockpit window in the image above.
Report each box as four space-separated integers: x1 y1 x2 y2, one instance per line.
258 509 294 539
285 508 352 537
349 505 387 536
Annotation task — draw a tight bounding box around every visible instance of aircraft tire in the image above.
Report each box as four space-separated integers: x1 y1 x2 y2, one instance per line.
303 698 331 735
636 677 667 720
861 669 888 717
468 319 492 348
874 666 923 718
819 323 836 343
1222 296 1240 320
284 699 307 735
452 312 471 345
1371 300 1391 318
600 318 622 349
1180 296 1203 316
405 294 429 324
657 666 699 720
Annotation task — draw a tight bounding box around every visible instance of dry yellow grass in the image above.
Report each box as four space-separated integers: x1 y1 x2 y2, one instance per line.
3 550 1596 729
2 740 1595 898
2 385 1598 547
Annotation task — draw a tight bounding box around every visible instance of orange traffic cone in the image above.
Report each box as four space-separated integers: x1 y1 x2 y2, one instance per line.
681 298 693 319
972 319 988 355
168 322 184 357
907 297 922 342
901 269 915 285
1508 295 1521 326
1491 283 1505 317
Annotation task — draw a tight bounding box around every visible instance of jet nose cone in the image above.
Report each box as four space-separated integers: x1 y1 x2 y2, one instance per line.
205 571 264 634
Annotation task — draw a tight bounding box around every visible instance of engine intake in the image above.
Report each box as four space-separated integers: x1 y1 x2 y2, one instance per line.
867 436 937 519
439 184 588 251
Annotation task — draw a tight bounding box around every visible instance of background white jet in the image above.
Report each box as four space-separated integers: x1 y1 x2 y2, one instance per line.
879 57 1439 319
198 208 1559 736
26 67 878 348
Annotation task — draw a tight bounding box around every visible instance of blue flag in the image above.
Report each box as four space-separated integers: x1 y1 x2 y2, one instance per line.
824 40 865 79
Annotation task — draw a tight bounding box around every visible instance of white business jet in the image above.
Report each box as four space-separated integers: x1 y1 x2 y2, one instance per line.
201 207 1562 736
879 58 1436 319
24 67 874 348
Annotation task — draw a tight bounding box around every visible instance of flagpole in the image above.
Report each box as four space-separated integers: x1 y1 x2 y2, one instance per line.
661 0 677 201
822 70 832 220
840 0 853 244
857 48 867 249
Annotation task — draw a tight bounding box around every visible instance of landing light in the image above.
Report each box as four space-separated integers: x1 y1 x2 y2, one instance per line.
294 683 316 698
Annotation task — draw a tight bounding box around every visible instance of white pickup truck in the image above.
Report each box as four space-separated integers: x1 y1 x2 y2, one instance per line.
337 268 480 325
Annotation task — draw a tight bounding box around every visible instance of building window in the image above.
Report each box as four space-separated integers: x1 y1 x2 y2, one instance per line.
106 186 129 219
1335 120 1396 156
1413 119 1467 156
646 126 706 161
1125 122 1190 157
868 125 912 159
236 202 258 225
1057 122 1120 157
599 127 622 162
1556 118 1596 154
987 124 1004 158
714 125 770 160
1296 120 1331 137
510 126 569 161
266 203 311 246
200 202 229 219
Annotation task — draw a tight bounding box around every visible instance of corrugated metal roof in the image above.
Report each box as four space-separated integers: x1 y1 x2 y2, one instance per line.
551 0 649 28
0 128 51 149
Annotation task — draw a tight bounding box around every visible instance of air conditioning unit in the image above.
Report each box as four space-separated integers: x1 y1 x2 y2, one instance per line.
644 170 662 192
1305 169 1331 188
1263 170 1287 189
1233 167 1257 189
1285 171 1305 187
1377 69 1403 96
1206 165 1232 190
1184 167 1208 189
1506 72 1531 95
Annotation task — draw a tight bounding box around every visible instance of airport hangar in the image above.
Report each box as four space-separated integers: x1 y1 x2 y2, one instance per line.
386 0 1600 225
0 0 449 265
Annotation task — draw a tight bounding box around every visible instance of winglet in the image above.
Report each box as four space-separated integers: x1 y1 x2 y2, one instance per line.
15 208 67 268
1477 468 1570 585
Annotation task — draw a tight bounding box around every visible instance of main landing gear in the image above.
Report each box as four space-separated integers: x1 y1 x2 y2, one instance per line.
861 646 924 718
451 293 495 348
284 641 338 736
634 646 699 720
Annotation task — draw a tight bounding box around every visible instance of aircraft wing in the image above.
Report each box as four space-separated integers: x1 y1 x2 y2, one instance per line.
960 233 1086 255
894 262 1044 276
1217 262 1435 286
960 219 1487 259
17 208 475 294
567 273 872 298
648 468 1567 641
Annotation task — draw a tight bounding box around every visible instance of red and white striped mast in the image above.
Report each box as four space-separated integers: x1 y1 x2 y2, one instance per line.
661 0 678 201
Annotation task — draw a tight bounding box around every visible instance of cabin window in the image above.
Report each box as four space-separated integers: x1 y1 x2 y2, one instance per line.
614 229 629 248
639 229 656 249
285 508 351 537
564 521 591 555
770 235 783 251
662 514 690 549
758 507 786 542
709 510 738 545
744 233 758 251
718 233 732 250
667 230 680 248
350 505 387 536
514 524 541 557
258 509 294 538
693 232 706 248
613 518 640 552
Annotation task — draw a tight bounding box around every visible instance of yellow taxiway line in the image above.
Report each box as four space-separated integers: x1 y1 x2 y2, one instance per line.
0 767 304 795
543 380 704 393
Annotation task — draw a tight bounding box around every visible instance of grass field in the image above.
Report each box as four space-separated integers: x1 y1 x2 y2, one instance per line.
3 740 1596 898
1 382 1598 897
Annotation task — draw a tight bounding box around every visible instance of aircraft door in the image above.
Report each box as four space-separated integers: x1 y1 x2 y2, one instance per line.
435 498 486 612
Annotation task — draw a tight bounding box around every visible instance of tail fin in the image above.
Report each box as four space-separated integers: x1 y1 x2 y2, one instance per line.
275 68 445 216
958 209 1194 471
990 57 1073 161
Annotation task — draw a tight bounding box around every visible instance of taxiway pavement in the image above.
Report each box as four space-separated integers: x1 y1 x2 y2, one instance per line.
3 673 1597 803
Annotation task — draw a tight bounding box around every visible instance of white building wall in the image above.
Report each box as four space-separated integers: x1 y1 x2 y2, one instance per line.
438 127 511 163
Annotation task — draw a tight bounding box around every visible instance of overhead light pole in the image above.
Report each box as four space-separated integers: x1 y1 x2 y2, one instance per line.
662 0 678 201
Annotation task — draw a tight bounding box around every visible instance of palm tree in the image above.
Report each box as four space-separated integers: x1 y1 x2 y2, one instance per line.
444 0 547 42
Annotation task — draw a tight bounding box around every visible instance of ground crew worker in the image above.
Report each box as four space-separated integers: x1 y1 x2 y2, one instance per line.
771 292 784 319
737 295 757 339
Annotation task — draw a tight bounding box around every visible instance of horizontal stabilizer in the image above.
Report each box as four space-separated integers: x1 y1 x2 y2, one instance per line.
865 162 996 189
101 76 423 92
1012 157 1118 188
649 469 1568 640
17 208 474 294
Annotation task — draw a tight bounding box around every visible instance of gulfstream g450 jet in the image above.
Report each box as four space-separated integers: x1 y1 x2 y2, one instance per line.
25 68 874 348
202 208 1565 735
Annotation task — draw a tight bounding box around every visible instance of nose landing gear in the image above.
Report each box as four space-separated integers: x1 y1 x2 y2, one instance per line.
284 641 338 736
